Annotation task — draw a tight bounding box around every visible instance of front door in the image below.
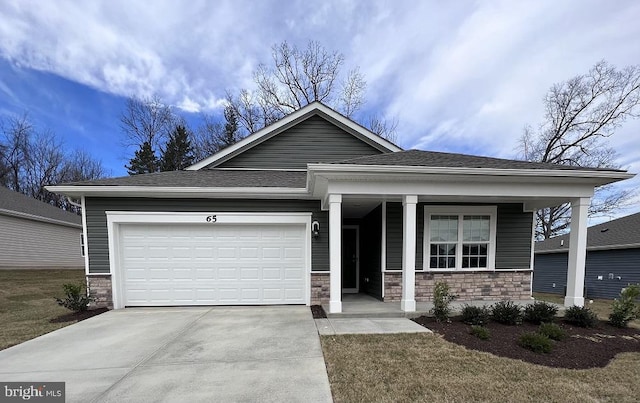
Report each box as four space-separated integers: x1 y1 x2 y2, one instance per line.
342 226 359 293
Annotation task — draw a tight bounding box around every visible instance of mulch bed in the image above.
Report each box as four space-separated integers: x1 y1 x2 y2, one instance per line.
49 307 109 323
413 316 640 369
311 305 327 319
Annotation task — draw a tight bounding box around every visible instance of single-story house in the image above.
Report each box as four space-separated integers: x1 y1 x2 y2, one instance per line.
0 186 83 268
534 212 640 299
47 102 634 312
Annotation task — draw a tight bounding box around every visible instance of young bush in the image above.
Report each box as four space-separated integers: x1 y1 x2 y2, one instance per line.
431 281 457 322
538 322 566 341
523 301 559 324
470 325 490 340
461 305 491 326
564 305 598 328
491 300 522 325
55 283 93 312
609 284 640 328
518 332 553 353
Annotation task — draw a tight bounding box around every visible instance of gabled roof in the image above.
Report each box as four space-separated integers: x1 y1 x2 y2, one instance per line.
0 186 81 227
333 150 626 172
61 170 307 188
187 101 402 170
536 212 640 253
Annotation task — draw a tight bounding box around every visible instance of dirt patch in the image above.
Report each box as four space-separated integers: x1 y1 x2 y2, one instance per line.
49 307 109 323
413 316 640 369
311 305 327 319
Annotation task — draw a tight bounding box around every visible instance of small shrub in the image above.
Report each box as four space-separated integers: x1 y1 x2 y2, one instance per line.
538 322 566 341
470 325 490 340
55 283 93 312
564 305 598 328
518 332 553 353
461 305 491 326
609 284 640 328
523 301 559 324
431 281 457 322
491 300 522 325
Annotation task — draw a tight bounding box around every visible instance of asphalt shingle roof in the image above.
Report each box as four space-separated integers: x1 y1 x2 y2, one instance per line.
536 212 640 253
64 169 308 188
0 186 81 225
332 150 625 172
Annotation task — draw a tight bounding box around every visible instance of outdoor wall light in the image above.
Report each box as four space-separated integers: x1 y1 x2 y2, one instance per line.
312 221 320 239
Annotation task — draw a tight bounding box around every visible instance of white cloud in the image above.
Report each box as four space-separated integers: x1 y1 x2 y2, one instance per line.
0 0 639 216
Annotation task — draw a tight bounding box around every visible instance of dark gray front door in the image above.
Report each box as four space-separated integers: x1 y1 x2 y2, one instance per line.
342 227 358 292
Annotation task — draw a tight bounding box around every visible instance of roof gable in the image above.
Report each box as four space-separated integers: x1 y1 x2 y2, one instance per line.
187 102 402 170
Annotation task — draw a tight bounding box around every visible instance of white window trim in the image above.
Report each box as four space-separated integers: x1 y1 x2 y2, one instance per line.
422 206 497 272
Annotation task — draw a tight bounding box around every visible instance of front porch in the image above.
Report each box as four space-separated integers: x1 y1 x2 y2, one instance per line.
321 293 543 318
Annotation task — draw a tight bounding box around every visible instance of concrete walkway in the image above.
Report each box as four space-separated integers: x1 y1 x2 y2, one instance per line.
315 317 431 335
0 306 332 403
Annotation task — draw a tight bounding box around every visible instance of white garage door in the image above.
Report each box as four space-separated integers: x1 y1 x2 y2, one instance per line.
119 223 307 306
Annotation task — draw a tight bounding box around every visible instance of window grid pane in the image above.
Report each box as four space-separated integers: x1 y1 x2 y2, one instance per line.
462 243 488 268
463 215 490 242
429 243 456 269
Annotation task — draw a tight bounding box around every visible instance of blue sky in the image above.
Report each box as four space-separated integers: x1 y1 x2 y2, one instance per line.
1 0 639 217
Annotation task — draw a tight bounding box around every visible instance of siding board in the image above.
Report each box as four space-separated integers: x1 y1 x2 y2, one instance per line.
385 203 533 271
0 214 83 267
214 115 384 169
85 198 328 274
534 248 640 299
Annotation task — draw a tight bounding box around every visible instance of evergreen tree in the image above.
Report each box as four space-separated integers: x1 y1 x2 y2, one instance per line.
222 105 238 148
126 141 158 175
160 125 195 171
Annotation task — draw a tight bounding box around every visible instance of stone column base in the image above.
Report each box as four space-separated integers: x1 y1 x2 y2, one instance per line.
87 275 113 309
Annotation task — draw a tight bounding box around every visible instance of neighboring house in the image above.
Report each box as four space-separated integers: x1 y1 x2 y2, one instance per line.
0 186 83 268
534 212 640 299
47 102 634 311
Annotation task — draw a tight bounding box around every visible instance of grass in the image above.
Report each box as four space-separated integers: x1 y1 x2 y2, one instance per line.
533 292 640 328
0 269 85 350
321 333 640 402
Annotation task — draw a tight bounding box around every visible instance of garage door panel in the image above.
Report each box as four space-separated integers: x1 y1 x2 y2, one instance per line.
121 223 307 306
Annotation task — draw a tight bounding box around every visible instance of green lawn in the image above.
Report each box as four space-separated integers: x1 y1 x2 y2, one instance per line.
0 269 86 350
321 333 640 402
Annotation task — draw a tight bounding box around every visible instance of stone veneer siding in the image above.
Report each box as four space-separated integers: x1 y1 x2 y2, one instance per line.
383 271 532 302
311 272 330 305
87 275 113 309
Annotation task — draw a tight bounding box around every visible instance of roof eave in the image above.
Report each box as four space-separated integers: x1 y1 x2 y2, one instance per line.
45 185 311 199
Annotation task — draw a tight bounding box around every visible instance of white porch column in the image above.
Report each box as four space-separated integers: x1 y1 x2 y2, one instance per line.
401 195 418 312
565 197 590 307
329 194 342 313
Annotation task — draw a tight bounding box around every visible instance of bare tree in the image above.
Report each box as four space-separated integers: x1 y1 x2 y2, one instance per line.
193 105 243 161
120 95 175 153
0 114 33 192
519 60 640 239
228 40 368 134
367 114 399 144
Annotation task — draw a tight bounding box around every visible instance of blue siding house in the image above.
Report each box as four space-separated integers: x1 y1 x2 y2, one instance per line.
534 212 640 299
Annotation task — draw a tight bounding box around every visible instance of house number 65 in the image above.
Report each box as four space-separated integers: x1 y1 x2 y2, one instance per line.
206 215 217 223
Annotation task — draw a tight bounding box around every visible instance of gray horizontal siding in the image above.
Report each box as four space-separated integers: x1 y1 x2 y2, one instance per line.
85 198 328 274
495 204 533 270
214 115 384 169
534 248 640 299
0 214 83 267
385 203 532 271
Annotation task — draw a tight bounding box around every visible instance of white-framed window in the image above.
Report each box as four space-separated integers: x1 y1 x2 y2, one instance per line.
423 206 497 271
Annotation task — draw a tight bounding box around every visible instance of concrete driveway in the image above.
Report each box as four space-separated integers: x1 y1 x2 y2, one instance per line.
0 306 332 403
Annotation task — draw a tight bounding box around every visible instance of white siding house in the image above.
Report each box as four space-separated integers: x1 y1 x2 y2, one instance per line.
0 186 83 268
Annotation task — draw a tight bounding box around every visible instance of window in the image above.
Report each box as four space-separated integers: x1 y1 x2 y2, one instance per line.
424 207 496 271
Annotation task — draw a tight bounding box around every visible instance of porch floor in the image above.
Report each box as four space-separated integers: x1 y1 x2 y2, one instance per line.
322 293 544 318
